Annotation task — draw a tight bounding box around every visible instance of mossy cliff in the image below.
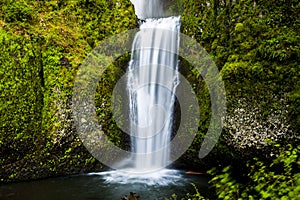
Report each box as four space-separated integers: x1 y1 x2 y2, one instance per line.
0 0 137 181
0 2 299 197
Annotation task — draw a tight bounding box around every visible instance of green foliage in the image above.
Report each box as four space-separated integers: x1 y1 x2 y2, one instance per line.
95 54 130 149
165 183 207 200
0 30 43 166
0 0 137 182
1 0 36 24
208 144 300 199
208 166 243 199
179 0 299 172
180 3 299 198
182 0 300 66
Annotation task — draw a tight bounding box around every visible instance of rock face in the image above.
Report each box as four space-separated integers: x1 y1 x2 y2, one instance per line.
224 96 295 157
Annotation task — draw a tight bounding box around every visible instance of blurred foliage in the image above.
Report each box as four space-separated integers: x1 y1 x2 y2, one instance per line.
208 144 300 199
165 183 207 200
169 145 299 199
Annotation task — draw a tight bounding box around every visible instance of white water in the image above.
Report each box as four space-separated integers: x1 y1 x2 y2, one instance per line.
89 169 182 186
89 1 182 185
130 0 163 19
127 2 181 172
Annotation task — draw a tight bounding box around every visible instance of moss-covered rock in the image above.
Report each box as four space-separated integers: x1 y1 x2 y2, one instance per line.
0 0 137 182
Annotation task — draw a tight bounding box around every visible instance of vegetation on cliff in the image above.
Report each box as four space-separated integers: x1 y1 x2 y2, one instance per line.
0 0 137 181
0 0 299 199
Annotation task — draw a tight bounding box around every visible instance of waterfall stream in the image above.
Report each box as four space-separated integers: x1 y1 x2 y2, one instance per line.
128 2 181 171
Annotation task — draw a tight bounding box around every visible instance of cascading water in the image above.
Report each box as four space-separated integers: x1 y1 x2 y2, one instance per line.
130 0 163 19
127 3 181 172
71 0 219 195
92 1 185 185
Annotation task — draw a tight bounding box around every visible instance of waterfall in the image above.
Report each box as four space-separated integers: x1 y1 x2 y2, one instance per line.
128 1 181 171
130 0 163 19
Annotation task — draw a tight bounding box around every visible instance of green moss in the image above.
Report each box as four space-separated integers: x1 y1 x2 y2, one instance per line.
234 23 244 32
